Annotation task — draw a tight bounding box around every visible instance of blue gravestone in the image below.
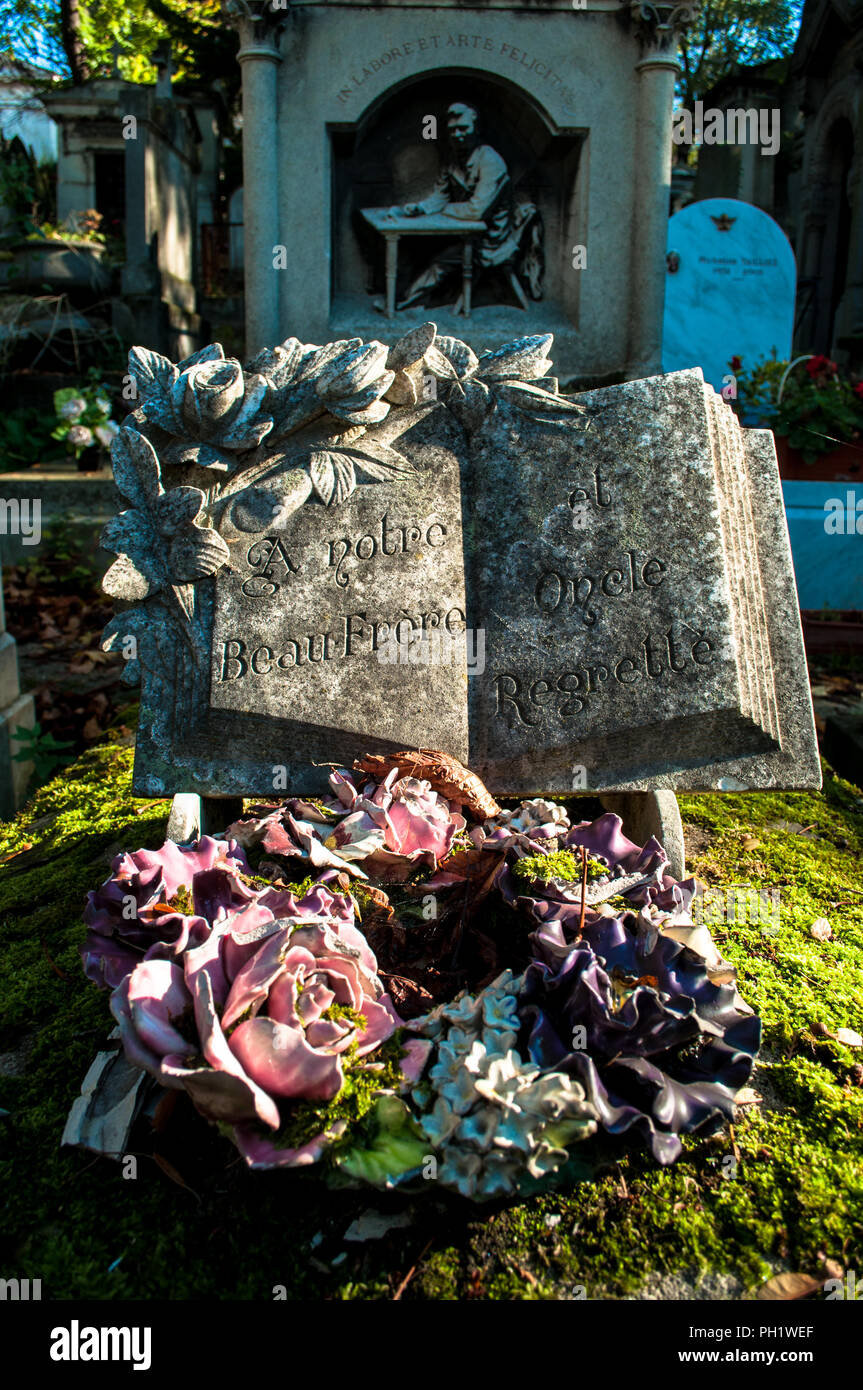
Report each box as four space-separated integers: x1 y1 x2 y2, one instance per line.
662 199 796 394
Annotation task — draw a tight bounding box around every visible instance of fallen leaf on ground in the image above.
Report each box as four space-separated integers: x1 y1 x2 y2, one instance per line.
380 973 434 1019
344 1209 414 1242
153 1153 200 1201
0 843 33 863
734 1087 763 1107
425 848 504 922
755 1272 823 1301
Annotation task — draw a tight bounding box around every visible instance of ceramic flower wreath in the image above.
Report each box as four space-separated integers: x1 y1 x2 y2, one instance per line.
81 758 760 1200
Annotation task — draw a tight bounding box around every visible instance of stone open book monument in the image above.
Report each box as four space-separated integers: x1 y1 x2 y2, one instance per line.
101 326 819 811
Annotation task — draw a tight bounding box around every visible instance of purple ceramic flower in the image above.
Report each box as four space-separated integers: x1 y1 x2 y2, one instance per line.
81 837 253 990
517 851 760 1163
109 881 402 1167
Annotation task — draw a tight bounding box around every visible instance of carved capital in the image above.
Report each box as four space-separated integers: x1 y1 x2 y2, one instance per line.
224 0 287 57
629 1 698 55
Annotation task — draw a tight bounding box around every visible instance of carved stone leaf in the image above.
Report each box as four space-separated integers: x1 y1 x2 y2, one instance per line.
329 396 390 426
102 606 179 686
177 343 225 370
128 346 176 391
309 451 357 505
158 441 233 473
314 341 389 400
431 337 477 380
101 510 154 557
153 486 205 536
495 382 586 418
168 527 230 582
247 340 306 390
266 382 326 443
384 368 419 406
293 338 363 386
101 511 169 597
141 387 183 436
309 450 334 504
102 553 154 603
110 426 162 511
477 335 554 380
387 322 437 371
350 442 414 482
332 454 356 504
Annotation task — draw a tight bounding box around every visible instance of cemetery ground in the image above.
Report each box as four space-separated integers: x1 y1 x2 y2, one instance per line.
0 710 861 1301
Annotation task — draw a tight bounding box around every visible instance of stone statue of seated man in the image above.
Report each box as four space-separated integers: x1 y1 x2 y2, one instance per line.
392 102 541 310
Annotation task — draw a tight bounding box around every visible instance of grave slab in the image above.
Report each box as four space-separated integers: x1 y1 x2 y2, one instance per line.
99 330 820 799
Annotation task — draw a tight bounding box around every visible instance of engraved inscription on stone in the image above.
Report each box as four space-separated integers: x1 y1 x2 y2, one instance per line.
466 371 782 786
211 424 469 761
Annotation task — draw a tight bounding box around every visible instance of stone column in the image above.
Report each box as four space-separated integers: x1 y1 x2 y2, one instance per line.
227 1 285 357
0 577 35 820
627 2 696 378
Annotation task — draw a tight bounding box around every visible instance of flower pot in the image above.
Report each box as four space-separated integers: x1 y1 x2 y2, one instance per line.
776 434 863 481
75 446 108 473
0 240 113 295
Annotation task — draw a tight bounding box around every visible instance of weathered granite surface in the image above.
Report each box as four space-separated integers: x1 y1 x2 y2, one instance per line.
99 330 820 797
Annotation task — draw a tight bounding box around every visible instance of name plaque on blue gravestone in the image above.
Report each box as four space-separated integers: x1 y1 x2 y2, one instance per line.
662 198 796 393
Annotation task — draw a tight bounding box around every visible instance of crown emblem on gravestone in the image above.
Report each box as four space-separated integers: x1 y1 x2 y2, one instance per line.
710 213 737 232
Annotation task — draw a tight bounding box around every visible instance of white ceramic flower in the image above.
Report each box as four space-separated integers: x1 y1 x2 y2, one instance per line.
94 422 119 448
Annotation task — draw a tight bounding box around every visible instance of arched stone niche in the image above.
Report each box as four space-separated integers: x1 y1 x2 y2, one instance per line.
329 68 584 322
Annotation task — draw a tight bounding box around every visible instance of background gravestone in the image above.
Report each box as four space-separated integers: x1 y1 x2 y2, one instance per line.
662 198 797 392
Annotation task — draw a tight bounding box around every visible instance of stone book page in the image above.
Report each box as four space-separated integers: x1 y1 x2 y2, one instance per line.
208 406 471 776
466 370 780 792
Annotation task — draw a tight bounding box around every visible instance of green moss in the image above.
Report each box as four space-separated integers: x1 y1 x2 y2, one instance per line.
168 884 194 915
263 1033 406 1154
512 849 608 886
1 739 861 1301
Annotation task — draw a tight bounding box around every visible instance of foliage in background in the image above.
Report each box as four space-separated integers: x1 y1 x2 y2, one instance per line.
677 0 803 105
11 720 75 789
0 405 62 469
0 0 234 86
730 351 863 464
0 292 127 373
28 208 107 245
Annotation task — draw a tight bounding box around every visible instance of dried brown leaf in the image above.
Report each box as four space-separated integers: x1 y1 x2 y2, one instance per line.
355 748 500 820
755 1272 823 1301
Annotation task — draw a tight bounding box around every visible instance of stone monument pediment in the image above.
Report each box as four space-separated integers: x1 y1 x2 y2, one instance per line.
101 326 820 798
